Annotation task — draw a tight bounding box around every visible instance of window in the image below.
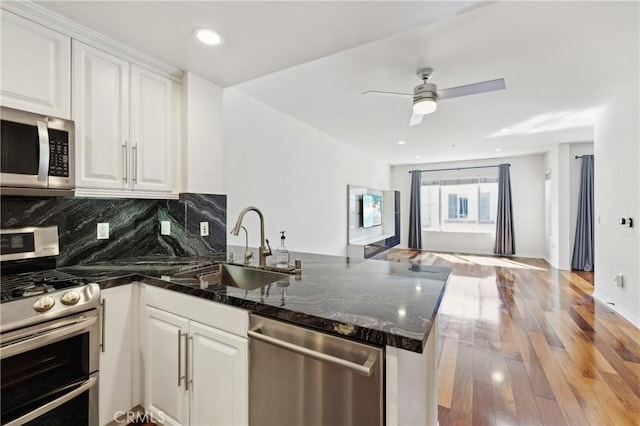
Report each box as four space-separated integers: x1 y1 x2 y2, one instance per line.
421 177 498 233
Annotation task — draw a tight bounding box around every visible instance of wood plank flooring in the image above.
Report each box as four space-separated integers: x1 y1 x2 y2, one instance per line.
376 249 640 426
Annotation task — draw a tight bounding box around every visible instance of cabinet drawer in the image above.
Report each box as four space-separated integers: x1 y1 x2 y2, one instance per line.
143 285 248 338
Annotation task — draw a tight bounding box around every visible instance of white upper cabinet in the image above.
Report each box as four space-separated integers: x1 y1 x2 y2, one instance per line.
130 66 173 192
0 10 71 118
73 41 130 190
73 41 174 195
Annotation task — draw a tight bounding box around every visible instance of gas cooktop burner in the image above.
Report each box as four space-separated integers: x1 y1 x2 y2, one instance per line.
1 226 102 334
1 270 87 303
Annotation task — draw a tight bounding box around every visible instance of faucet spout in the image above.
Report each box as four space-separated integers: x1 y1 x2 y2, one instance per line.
230 206 272 266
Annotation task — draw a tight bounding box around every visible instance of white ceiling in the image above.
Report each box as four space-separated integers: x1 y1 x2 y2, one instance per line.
36 0 480 87
37 1 639 166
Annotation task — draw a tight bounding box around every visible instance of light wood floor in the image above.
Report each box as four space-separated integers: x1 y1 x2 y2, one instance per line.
377 249 640 426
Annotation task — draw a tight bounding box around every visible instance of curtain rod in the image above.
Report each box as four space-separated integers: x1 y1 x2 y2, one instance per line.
408 163 510 174
575 155 584 159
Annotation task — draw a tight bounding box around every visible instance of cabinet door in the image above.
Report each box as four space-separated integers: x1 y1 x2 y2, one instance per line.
130 66 173 192
144 306 189 426
0 11 71 118
189 321 248 426
99 285 133 425
73 41 129 190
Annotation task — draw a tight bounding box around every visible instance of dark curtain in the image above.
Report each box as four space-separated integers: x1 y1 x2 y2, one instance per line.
494 164 515 255
408 170 422 249
571 155 595 271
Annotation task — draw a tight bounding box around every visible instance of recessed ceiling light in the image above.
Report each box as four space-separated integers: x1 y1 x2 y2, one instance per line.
193 28 224 46
496 148 503 152
398 141 406 145
415 155 422 159
500 128 510 132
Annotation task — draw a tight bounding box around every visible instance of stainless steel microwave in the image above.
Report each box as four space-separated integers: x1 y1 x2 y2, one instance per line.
0 106 75 196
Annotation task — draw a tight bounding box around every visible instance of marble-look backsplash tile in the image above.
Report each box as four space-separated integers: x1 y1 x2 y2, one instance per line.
0 193 226 266
183 193 226 255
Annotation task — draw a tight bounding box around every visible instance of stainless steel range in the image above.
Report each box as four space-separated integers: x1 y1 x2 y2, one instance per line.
0 226 100 425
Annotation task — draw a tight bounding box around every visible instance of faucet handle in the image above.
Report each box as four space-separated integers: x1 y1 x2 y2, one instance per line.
264 238 272 256
244 251 254 265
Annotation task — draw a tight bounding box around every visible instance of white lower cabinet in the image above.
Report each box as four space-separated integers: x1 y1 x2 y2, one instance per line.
143 286 248 426
189 321 248 426
144 307 190 426
99 285 134 426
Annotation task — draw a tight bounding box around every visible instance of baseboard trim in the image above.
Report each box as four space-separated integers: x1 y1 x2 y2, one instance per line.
592 292 640 329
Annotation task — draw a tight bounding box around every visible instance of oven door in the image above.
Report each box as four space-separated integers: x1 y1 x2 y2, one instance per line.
0 309 99 426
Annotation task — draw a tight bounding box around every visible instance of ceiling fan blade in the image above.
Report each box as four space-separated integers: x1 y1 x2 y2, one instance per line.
362 90 413 97
436 78 505 100
408 113 423 126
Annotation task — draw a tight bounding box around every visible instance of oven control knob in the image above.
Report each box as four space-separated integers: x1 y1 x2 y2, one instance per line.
61 290 81 305
33 295 55 312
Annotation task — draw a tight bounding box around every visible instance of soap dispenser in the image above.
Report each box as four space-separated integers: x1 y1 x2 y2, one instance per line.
275 231 290 268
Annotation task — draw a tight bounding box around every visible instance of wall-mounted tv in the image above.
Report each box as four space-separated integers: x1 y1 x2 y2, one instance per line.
362 194 383 228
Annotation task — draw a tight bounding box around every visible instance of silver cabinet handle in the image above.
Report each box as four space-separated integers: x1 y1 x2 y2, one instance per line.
36 120 49 182
248 328 376 377
185 334 192 391
132 144 138 183
100 299 106 353
178 330 182 387
4 376 98 426
122 141 128 182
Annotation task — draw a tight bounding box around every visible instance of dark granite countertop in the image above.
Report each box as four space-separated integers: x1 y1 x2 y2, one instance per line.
60 248 450 353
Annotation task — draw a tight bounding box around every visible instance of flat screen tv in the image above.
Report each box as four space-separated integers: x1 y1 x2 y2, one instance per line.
362 194 383 228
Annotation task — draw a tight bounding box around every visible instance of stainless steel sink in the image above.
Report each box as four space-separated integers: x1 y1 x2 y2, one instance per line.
198 263 290 290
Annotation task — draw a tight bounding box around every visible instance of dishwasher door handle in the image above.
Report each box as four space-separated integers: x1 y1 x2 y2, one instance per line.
248 327 376 377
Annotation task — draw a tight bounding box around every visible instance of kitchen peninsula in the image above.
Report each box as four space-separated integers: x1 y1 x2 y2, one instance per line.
62 248 450 426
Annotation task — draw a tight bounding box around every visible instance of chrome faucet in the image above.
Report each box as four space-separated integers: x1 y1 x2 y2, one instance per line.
231 206 272 266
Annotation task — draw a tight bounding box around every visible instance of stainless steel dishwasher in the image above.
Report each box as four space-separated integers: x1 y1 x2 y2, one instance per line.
248 314 384 426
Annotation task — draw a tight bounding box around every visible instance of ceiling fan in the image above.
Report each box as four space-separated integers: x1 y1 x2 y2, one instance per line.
362 67 506 126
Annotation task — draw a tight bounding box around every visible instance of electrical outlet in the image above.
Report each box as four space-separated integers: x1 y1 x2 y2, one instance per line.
200 221 209 237
615 274 624 288
161 221 171 236
97 223 109 240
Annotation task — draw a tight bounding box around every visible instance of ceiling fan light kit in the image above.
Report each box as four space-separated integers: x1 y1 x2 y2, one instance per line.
413 96 437 114
363 66 506 126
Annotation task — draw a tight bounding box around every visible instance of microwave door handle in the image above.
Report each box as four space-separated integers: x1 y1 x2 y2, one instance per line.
36 120 50 182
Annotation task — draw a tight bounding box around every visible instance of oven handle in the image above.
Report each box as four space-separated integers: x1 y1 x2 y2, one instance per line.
4 376 98 426
0 315 98 360
36 120 50 183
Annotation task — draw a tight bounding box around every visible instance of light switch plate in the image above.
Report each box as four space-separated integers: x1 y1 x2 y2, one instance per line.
161 221 171 235
200 222 209 236
615 274 624 288
97 223 109 240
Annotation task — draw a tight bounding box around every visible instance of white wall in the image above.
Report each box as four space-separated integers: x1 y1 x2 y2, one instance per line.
390 154 545 258
223 88 389 256
181 72 224 194
593 81 639 327
544 146 560 267
544 142 594 270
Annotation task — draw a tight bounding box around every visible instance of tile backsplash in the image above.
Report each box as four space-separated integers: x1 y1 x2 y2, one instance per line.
0 193 226 266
